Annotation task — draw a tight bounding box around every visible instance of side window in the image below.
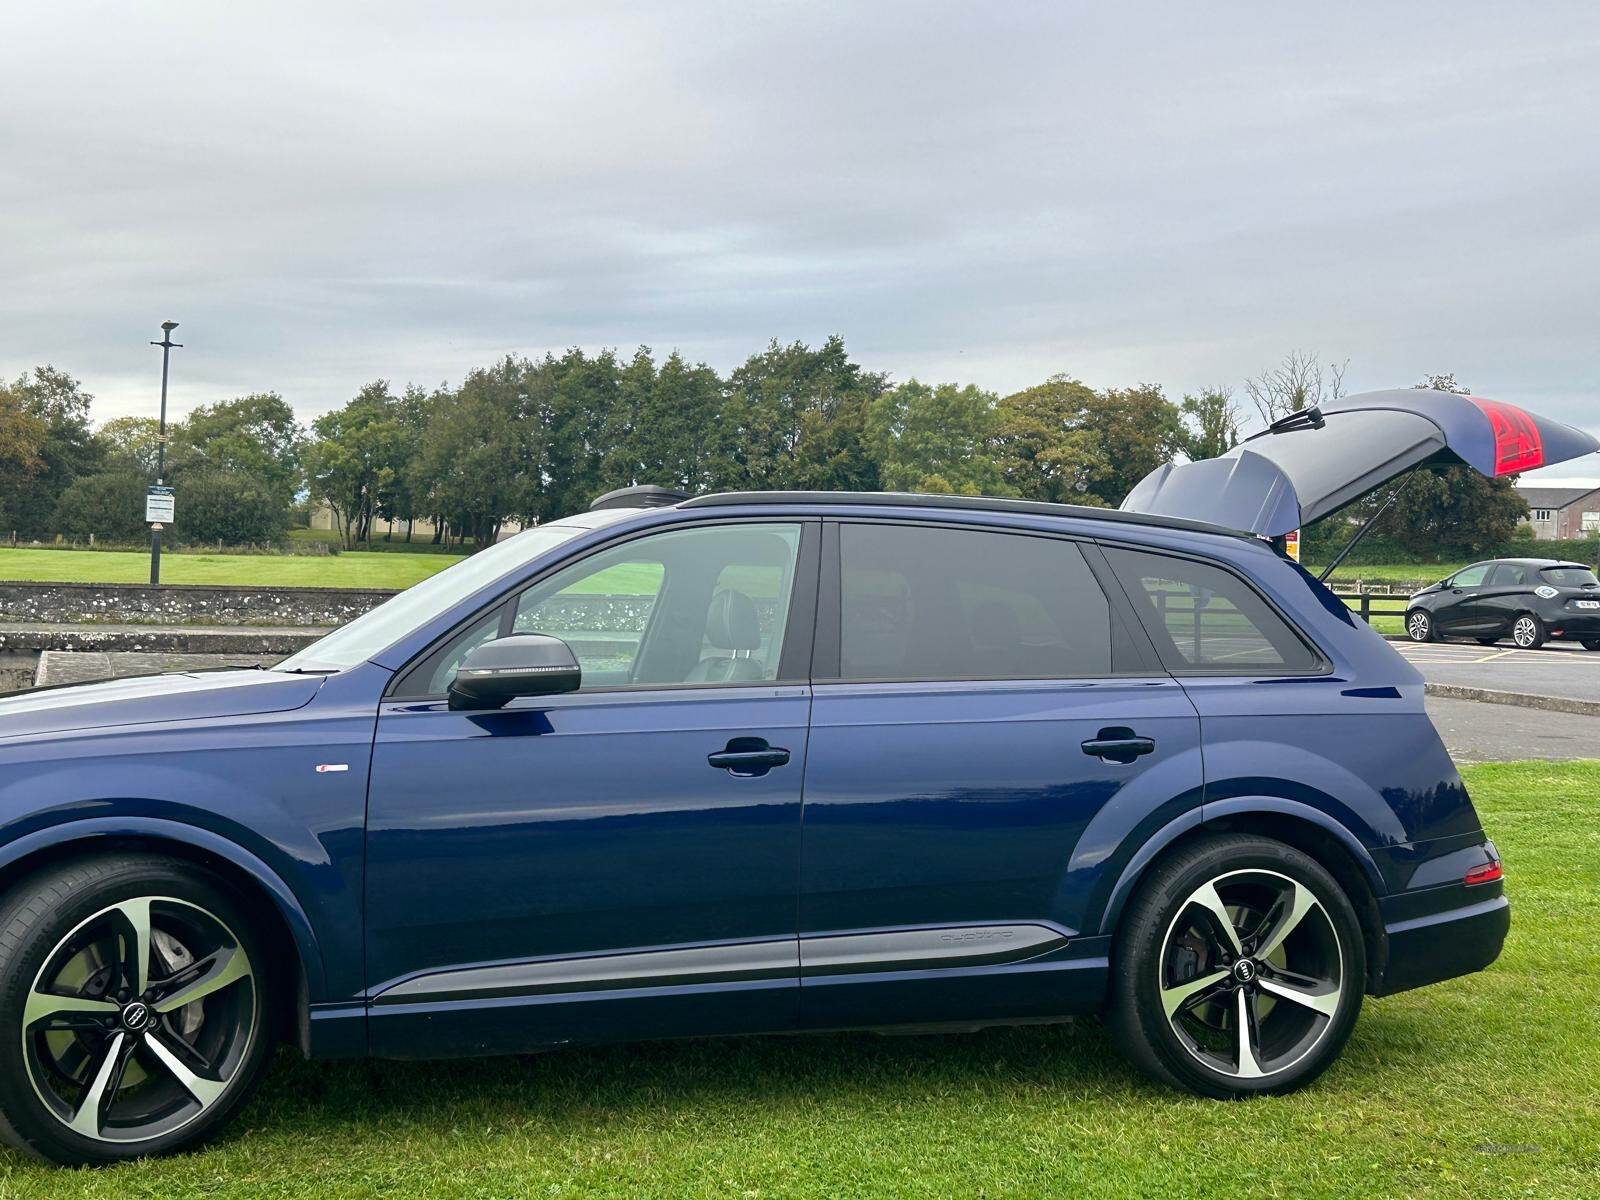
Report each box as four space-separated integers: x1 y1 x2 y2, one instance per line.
836 523 1113 681
512 522 803 688
396 522 805 696
1104 547 1321 674
1487 564 1525 587
1450 564 1490 588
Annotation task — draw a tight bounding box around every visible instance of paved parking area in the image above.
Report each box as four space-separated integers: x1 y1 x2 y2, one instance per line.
1424 695 1599 762
1393 639 1600 704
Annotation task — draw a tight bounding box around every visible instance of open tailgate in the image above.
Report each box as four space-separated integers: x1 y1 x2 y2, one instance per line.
1121 388 1599 538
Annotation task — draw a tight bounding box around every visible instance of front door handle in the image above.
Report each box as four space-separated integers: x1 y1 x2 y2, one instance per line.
1081 726 1156 765
708 737 791 777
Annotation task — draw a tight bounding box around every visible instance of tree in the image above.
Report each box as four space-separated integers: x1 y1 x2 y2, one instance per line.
303 381 411 549
993 375 1107 504
867 379 1009 495
376 385 433 541
0 387 46 531
1177 387 1241 461
715 336 886 493
416 359 543 546
172 392 302 508
0 366 103 537
532 349 620 522
992 374 1184 507
97 416 162 476
1244 350 1347 426
642 351 724 492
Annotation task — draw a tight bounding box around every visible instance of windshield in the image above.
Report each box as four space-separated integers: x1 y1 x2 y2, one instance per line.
1540 566 1600 588
278 511 638 672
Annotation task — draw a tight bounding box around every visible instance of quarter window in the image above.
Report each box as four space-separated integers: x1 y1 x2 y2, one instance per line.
836 523 1114 681
1105 548 1320 673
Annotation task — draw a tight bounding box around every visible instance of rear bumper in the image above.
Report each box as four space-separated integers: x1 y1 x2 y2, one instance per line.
1371 890 1509 997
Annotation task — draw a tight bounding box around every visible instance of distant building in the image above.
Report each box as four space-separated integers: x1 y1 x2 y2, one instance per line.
1515 484 1600 540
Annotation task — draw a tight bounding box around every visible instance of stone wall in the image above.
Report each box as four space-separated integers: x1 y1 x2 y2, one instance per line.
0 582 397 628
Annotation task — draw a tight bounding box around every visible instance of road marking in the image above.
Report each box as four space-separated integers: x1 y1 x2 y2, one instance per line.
1475 649 1521 662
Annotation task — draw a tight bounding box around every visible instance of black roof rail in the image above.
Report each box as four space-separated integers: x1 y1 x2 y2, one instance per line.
676 490 1250 539
589 485 693 511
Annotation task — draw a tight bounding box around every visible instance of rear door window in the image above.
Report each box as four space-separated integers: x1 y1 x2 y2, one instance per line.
1487 564 1527 586
836 523 1115 681
1104 547 1322 674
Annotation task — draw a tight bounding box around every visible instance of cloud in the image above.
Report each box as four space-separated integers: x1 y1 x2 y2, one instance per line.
3 0 1597 457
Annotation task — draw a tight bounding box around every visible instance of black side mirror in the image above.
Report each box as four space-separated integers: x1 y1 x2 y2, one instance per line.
447 634 581 710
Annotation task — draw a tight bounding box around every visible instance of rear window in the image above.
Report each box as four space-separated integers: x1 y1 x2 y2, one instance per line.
1540 566 1600 588
837 523 1114 681
1105 548 1322 674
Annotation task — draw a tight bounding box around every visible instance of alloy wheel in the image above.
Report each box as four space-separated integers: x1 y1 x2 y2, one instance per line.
1158 869 1344 1081
1406 611 1431 641
1513 617 1538 648
20 896 257 1145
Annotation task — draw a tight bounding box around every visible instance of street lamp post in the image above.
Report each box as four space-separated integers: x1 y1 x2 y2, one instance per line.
149 321 181 586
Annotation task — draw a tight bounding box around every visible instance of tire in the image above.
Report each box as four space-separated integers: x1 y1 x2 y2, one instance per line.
1510 613 1547 650
0 854 273 1166
1582 640 1600 652
1476 638 1499 647
1405 609 1436 642
1108 834 1365 1099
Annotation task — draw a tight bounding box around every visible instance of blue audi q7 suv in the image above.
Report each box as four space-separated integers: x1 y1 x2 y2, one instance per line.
0 388 1590 1165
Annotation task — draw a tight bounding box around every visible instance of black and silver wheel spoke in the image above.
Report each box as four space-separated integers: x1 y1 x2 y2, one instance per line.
144 1033 228 1110
1160 868 1345 1082
107 898 154 997
66 1031 133 1138
23 990 120 1034
151 945 250 1014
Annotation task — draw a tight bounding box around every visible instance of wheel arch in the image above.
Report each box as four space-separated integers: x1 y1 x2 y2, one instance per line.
0 818 324 1052
1098 800 1387 991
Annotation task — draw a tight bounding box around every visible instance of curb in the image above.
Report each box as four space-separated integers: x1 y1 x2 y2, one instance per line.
1424 682 1600 719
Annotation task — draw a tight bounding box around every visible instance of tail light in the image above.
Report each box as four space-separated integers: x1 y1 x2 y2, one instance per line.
1464 860 1503 886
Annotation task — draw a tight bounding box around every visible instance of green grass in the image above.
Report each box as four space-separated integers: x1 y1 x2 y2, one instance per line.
0 549 460 590
1311 561 1466 585
1 760 1594 1197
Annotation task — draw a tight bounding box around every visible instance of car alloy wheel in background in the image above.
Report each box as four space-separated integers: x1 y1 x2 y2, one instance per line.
1406 610 1434 642
1512 614 1545 649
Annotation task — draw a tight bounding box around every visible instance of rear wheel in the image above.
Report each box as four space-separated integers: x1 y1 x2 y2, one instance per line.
1511 613 1546 650
0 855 272 1166
1405 610 1436 642
1583 640 1600 652
1109 834 1365 1098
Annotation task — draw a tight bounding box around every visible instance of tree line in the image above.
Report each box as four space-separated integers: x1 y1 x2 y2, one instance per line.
0 342 1532 558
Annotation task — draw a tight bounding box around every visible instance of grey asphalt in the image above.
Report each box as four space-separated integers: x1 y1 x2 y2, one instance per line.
1424 695 1598 763
1394 639 1600 704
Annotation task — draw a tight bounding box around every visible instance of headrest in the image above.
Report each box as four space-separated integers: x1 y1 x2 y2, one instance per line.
704 588 762 652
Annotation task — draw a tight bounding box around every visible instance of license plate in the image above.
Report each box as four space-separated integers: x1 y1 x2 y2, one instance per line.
1576 600 1600 609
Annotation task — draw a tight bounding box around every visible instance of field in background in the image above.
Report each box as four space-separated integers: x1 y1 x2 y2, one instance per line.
0 548 457 590
0 760 1591 1197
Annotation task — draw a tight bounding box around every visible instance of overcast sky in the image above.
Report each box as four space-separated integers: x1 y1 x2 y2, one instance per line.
4 2 1598 478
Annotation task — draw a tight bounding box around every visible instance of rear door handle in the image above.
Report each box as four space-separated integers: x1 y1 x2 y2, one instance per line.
708 737 791 777
1081 726 1156 764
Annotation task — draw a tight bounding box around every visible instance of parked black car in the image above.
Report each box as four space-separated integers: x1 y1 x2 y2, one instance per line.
1405 558 1600 648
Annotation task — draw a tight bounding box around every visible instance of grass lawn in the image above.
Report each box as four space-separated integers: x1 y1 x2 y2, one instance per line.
0 760 1593 1197
0 548 460 591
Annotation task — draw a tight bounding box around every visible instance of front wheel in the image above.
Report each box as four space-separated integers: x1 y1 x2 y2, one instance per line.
0 855 273 1166
1405 610 1436 642
1108 834 1365 1098
1511 613 1547 650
